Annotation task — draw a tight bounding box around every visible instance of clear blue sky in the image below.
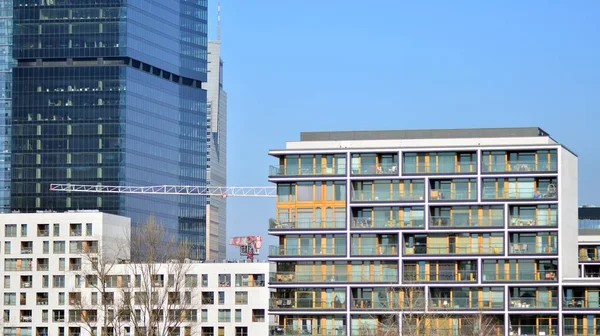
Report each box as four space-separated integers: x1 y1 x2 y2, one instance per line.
208 1 600 258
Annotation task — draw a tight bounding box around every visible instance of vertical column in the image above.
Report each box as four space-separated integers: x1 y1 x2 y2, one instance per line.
345 151 351 258
397 150 403 177
476 149 482 202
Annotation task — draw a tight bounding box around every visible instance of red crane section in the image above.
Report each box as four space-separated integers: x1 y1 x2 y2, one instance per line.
229 236 263 261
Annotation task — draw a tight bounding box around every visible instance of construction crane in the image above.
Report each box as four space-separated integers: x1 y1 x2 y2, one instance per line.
50 183 273 261
229 236 263 261
49 183 276 198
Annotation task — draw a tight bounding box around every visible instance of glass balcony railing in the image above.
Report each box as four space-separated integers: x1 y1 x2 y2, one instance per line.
269 219 345 230
483 187 557 200
351 191 424 202
351 244 398 256
401 327 504 336
430 215 504 228
403 271 477 283
429 189 476 201
269 164 346 177
509 215 558 227
563 329 596 336
351 217 424 229
429 298 504 310
404 243 503 255
403 162 477 174
269 298 346 310
268 245 346 257
509 243 557 255
482 161 557 173
482 270 557 282
563 297 600 309
509 298 558 309
351 163 399 175
510 325 558 336
270 271 398 284
269 326 346 336
350 298 422 310
352 328 401 336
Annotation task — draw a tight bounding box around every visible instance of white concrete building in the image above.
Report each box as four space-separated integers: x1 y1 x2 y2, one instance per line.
0 211 271 336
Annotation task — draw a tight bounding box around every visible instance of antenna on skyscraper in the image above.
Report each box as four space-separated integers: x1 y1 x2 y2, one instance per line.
217 0 221 40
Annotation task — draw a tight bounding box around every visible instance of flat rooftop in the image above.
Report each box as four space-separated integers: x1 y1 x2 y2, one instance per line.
300 127 550 142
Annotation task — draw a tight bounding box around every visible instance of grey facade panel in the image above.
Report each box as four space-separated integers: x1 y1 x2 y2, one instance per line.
300 127 549 142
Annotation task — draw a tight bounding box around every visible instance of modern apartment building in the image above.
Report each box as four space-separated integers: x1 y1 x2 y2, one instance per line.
0 211 271 336
10 0 209 258
205 37 227 261
267 127 578 336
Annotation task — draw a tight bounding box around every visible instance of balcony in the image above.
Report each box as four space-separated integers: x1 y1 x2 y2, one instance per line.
404 243 503 256
403 271 477 283
269 164 346 177
563 297 600 309
270 326 346 336
510 298 558 310
351 191 423 202
270 271 398 284
350 298 412 310
352 162 398 175
509 243 557 255
483 187 557 200
404 161 477 175
351 244 398 256
429 297 503 310
268 245 346 257
430 215 503 228
351 217 424 229
510 325 557 336
270 297 346 310
509 215 557 227
482 270 557 282
269 219 345 230
429 189 476 201
482 161 557 173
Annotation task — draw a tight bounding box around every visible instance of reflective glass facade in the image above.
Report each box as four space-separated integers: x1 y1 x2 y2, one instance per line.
0 0 12 212
11 0 208 259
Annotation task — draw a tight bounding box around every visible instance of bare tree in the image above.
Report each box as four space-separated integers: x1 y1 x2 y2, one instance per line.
71 216 201 336
461 312 504 336
123 216 200 336
355 285 503 336
73 232 129 336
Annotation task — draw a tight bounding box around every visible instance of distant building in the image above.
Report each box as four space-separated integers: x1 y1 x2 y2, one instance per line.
268 127 579 336
0 211 272 336
205 38 228 261
10 0 209 259
578 206 600 230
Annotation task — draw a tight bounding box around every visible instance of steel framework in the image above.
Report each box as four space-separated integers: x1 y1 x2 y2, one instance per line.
49 184 276 197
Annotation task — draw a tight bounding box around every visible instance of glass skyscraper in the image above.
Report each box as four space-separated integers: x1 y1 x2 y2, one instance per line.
10 0 209 259
0 0 13 213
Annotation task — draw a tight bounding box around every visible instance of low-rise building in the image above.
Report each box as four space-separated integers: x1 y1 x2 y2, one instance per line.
0 211 272 336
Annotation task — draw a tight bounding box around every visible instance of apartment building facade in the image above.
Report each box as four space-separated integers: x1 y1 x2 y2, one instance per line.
0 211 271 336
267 127 578 336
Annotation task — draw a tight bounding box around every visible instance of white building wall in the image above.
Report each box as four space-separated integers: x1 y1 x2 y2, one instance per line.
558 147 579 279
0 212 270 336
